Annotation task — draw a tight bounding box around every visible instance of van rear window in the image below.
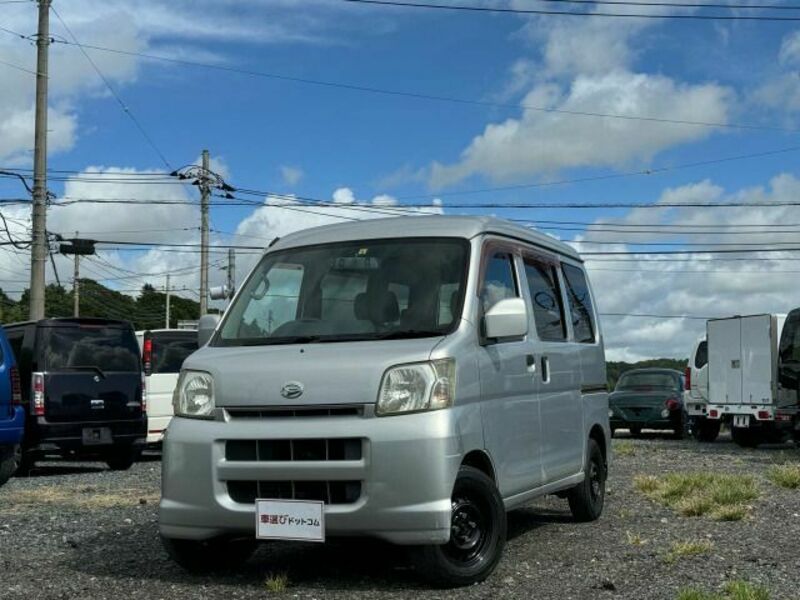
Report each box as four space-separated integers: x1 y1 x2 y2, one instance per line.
150 332 198 374
41 325 140 372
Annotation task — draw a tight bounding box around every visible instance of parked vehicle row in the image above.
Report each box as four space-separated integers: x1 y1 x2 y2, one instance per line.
0 320 197 486
677 313 800 448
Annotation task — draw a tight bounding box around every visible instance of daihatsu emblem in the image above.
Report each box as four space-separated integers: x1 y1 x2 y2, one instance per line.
281 381 304 400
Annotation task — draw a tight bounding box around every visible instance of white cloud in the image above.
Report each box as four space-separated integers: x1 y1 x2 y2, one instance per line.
577 174 800 361
430 72 732 188
279 165 304 186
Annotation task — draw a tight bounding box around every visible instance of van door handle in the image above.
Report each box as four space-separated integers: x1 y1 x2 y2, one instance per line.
541 356 550 383
526 354 536 374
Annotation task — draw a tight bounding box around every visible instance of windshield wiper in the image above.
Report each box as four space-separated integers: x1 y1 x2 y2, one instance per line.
63 365 107 379
373 329 445 340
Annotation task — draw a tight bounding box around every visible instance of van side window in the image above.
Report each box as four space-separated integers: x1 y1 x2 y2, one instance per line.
695 341 708 368
561 264 596 344
481 252 518 313
523 258 566 342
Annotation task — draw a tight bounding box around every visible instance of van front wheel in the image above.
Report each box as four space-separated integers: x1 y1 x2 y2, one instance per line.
567 438 606 522
414 466 506 587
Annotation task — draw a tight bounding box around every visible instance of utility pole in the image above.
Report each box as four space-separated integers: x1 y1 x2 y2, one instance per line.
199 149 210 316
227 248 235 301
73 232 80 317
29 0 52 320
165 274 171 329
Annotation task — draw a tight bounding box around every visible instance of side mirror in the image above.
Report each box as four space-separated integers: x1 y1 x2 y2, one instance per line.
484 297 528 340
209 285 231 301
198 314 220 347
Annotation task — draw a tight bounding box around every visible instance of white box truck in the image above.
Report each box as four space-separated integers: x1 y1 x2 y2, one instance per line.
705 313 794 447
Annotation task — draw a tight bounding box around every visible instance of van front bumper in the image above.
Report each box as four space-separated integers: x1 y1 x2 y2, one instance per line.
159 408 465 545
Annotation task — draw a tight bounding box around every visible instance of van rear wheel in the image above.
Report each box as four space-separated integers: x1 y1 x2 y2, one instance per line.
414 465 506 587
162 536 257 573
105 446 141 471
567 439 606 522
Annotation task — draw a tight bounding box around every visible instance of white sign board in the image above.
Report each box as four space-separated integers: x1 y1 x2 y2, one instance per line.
255 499 325 542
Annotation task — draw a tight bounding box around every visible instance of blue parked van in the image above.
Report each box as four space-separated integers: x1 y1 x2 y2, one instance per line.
0 326 24 486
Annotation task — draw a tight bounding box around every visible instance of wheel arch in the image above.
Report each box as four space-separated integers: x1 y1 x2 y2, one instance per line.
461 449 497 483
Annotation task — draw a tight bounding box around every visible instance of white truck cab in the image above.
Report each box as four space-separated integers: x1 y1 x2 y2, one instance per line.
136 329 198 444
684 337 719 442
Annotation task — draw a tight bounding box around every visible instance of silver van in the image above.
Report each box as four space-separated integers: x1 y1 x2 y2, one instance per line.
159 216 609 586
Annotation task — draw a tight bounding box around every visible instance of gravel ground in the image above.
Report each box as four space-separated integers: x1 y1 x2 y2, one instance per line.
1 433 799 600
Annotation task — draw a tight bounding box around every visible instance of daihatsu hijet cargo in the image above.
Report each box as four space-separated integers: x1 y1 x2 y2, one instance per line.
159 216 610 586
5 318 146 472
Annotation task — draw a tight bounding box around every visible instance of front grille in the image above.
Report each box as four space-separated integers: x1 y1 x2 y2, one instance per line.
225 438 362 462
227 480 362 504
226 406 363 419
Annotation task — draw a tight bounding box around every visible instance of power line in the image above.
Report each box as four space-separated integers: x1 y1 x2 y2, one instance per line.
342 0 800 20
536 0 800 10
581 246 800 255
0 58 40 76
33 36 794 134
49 6 173 170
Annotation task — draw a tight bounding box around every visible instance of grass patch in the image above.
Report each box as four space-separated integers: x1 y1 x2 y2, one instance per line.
634 472 757 519
0 485 159 513
676 581 770 600
664 539 714 564
264 573 289 593
766 463 800 489
626 530 648 546
614 440 636 457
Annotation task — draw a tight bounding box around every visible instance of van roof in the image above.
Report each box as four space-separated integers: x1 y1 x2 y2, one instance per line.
271 215 582 261
5 317 132 329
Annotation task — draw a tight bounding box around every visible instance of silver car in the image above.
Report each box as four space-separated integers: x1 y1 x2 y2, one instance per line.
159 215 609 586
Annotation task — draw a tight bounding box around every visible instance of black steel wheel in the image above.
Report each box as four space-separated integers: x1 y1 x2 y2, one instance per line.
567 438 606 522
415 465 506 587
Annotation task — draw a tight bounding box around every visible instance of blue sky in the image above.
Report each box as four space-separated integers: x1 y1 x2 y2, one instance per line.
2 0 800 359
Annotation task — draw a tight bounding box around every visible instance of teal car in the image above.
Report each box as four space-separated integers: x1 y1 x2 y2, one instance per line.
609 368 685 438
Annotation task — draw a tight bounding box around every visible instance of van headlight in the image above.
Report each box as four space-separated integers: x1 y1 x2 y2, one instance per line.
376 359 455 416
174 370 215 419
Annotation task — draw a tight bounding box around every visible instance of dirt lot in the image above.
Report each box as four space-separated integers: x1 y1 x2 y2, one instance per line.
0 433 798 600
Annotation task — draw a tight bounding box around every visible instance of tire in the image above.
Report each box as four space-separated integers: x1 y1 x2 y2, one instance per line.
694 419 721 443
15 450 35 476
610 427 617 439
567 438 606 523
162 536 257 573
671 412 687 440
629 426 643 438
0 444 20 487
105 446 141 471
414 466 506 587
731 427 760 448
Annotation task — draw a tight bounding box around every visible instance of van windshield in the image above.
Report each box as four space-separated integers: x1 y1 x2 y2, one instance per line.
216 238 469 346
41 325 140 372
